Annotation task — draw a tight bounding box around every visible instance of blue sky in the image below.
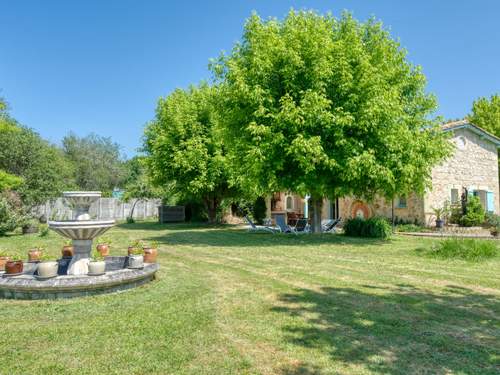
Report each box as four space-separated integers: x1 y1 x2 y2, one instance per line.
1 1 499 156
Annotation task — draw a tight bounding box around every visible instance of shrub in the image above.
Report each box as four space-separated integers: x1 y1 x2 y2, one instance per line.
126 217 135 224
252 197 267 225
425 238 498 261
344 217 392 239
0 196 19 236
460 196 485 227
39 224 50 237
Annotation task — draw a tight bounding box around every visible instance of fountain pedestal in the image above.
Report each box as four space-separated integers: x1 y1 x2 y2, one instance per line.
68 240 93 275
48 192 115 275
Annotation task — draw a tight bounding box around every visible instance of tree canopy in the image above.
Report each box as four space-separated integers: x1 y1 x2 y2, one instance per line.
144 84 236 223
62 132 126 194
212 10 451 230
0 108 74 207
468 93 500 137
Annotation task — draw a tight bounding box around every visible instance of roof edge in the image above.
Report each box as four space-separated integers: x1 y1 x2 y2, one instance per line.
441 119 500 147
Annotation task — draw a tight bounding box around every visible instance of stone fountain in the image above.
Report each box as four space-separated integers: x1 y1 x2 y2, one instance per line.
48 191 114 275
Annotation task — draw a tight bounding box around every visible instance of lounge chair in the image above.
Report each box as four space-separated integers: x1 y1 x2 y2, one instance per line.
275 214 294 233
292 218 310 234
244 215 276 234
322 218 342 233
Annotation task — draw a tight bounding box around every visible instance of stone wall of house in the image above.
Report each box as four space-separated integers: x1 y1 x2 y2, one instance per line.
325 194 425 224
424 128 499 225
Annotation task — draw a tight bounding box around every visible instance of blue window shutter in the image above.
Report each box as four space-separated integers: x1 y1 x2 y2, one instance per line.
487 192 495 213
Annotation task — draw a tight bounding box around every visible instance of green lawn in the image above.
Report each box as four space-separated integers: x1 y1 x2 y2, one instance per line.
0 222 499 374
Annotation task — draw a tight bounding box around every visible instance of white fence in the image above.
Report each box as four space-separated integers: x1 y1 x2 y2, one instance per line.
37 198 161 221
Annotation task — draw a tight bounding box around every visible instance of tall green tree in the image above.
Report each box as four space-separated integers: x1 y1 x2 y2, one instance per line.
468 94 500 136
213 10 450 231
62 132 126 194
144 84 235 223
0 101 74 207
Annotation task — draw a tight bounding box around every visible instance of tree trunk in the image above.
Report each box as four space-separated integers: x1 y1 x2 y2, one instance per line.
204 196 219 224
128 199 140 221
391 198 395 233
309 196 323 233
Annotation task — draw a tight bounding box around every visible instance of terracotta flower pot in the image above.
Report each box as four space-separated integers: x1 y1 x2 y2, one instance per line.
28 249 42 262
5 260 23 274
0 256 11 271
62 245 74 258
143 247 158 263
96 244 109 257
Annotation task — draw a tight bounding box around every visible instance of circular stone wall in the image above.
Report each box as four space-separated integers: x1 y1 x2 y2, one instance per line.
0 257 158 300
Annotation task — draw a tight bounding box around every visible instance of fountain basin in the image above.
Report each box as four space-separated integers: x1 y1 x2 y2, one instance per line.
48 220 115 240
0 257 158 299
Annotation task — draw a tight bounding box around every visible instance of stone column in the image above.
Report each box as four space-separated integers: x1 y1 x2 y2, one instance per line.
68 239 93 275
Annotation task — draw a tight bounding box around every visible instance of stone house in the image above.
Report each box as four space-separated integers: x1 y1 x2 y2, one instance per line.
266 120 500 226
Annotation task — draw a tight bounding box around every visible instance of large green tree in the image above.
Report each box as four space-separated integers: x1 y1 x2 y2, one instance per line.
144 84 235 223
468 94 500 136
213 10 450 231
0 100 74 207
62 132 126 194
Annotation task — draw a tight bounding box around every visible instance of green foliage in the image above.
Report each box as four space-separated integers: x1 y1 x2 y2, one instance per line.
62 132 126 193
213 10 451 209
122 156 163 220
252 196 267 225
0 170 23 192
38 224 50 237
0 195 19 236
396 224 426 233
126 217 135 224
144 84 237 223
343 217 392 239
0 120 74 207
39 253 57 262
423 238 498 261
460 196 485 227
468 93 500 137
91 250 104 262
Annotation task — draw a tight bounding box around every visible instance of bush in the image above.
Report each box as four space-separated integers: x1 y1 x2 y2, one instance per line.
460 196 485 227
425 238 498 261
0 196 19 236
252 197 267 225
344 217 392 239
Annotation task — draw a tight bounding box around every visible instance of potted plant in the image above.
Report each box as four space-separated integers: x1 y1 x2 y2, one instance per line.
432 207 445 229
143 241 158 263
88 250 106 276
37 254 59 279
5 255 24 275
0 250 11 271
128 240 142 255
28 246 43 262
61 240 74 258
95 237 111 257
128 244 144 269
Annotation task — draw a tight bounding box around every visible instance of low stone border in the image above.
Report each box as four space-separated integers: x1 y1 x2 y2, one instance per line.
398 232 498 240
0 256 159 300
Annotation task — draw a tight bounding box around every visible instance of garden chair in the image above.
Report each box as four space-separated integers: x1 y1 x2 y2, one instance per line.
291 218 310 234
244 215 276 234
323 218 342 233
275 214 294 233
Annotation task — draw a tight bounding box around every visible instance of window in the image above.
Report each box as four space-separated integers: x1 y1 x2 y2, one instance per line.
286 196 294 210
487 192 495 213
450 188 459 204
397 196 407 208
